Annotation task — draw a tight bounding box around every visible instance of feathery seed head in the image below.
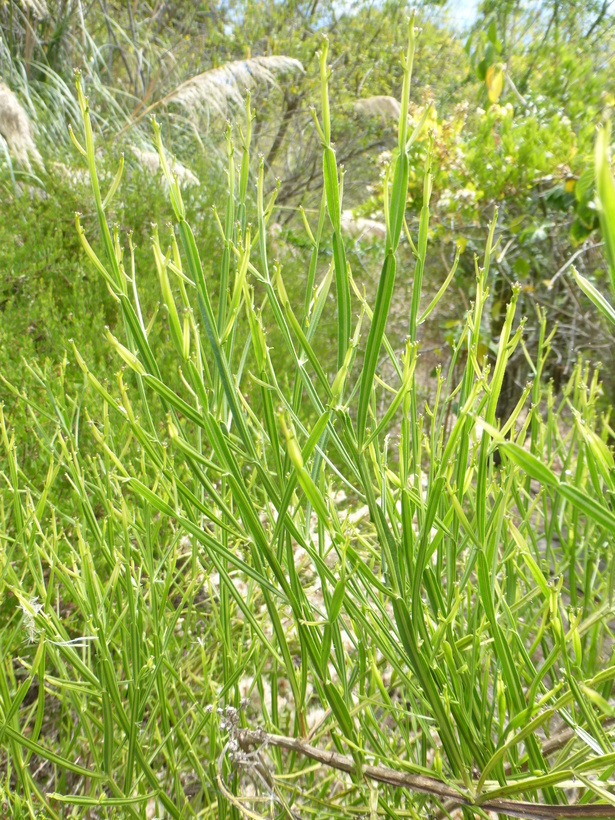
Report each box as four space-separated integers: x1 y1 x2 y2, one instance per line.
0 83 43 170
164 55 303 119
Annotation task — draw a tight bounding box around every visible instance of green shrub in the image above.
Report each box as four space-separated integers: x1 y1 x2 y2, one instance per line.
0 148 224 484
1 20 615 820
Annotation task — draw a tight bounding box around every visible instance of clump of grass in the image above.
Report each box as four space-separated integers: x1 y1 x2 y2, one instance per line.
1 17 615 820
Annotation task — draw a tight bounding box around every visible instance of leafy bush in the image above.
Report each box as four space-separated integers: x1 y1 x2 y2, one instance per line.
1 18 615 820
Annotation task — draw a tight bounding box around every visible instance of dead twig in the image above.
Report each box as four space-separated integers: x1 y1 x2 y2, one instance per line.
237 729 615 820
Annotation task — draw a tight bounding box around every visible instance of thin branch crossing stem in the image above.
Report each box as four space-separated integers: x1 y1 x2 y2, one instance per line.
238 729 615 820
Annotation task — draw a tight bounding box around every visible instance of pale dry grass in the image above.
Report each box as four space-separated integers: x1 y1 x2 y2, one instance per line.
18 0 47 16
341 208 387 240
162 55 303 118
0 82 43 170
131 145 200 186
355 94 402 120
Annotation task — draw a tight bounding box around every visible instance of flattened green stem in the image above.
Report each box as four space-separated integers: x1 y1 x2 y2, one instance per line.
357 252 396 446
398 14 416 152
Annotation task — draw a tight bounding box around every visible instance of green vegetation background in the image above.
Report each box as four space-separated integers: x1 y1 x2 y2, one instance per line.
2 2 615 819
2 0 614 447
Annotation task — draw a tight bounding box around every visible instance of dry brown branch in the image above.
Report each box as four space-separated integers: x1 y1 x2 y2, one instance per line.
237 729 615 820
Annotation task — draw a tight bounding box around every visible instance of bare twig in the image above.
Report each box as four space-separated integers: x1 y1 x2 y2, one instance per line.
504 68 528 107
237 729 615 820
547 242 605 291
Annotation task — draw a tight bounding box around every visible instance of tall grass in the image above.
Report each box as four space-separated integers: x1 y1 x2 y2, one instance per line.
1 18 615 820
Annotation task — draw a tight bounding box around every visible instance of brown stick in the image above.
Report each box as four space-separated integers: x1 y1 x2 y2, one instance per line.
540 717 615 760
238 729 615 819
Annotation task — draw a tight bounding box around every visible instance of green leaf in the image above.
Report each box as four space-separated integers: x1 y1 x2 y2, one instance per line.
323 681 356 744
595 121 615 293
558 482 615 532
388 153 409 251
500 442 559 487
332 231 351 370
4 724 106 780
328 575 346 624
323 147 341 234
571 266 615 326
357 252 396 446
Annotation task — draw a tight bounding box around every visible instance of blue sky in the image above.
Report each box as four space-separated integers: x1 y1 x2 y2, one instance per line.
450 0 480 28
328 0 481 29
433 0 480 31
